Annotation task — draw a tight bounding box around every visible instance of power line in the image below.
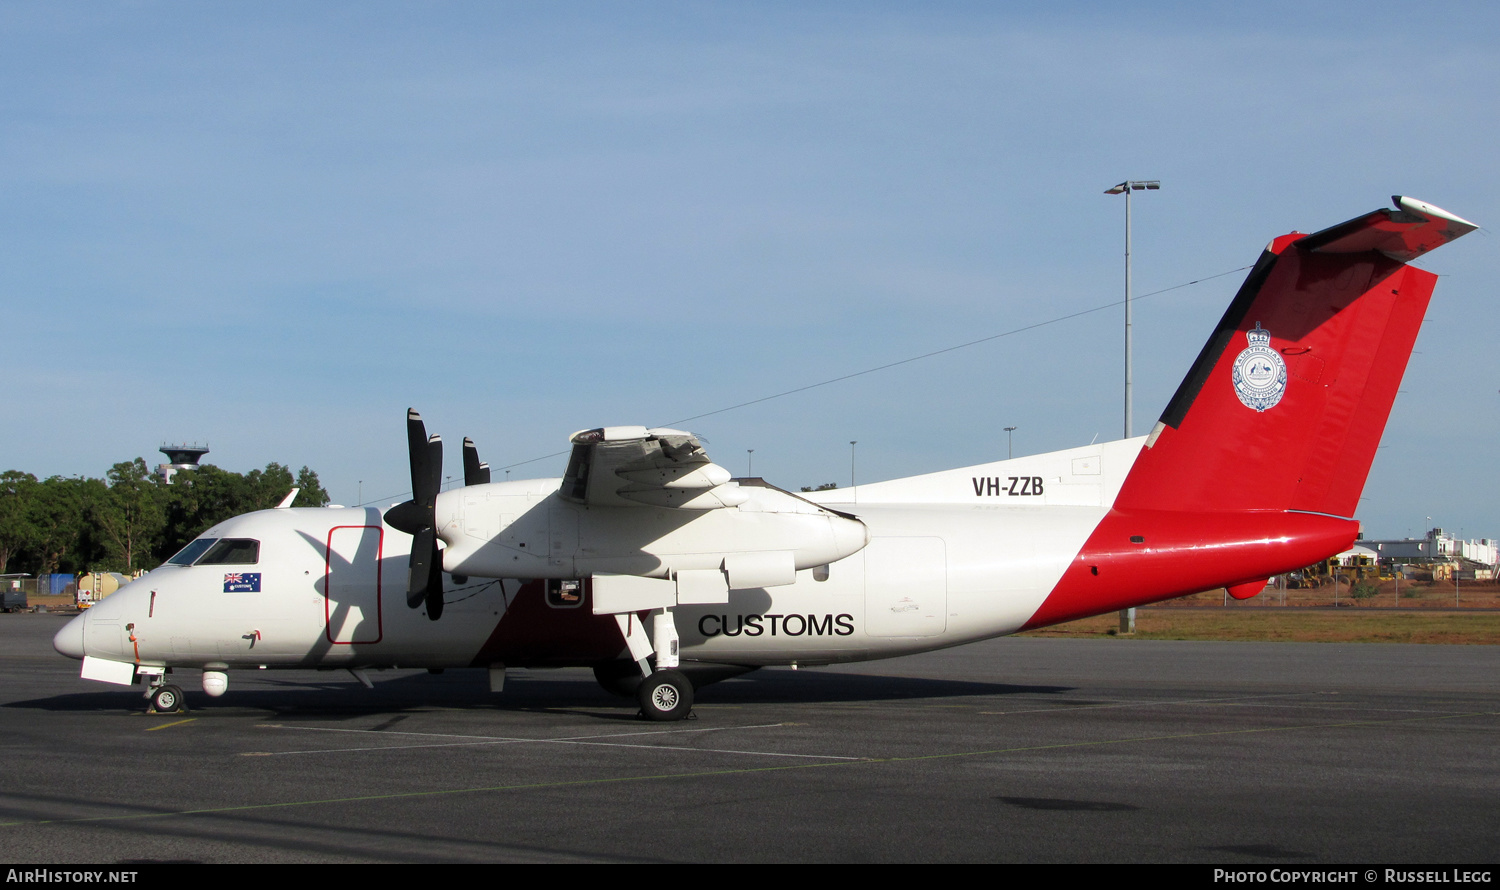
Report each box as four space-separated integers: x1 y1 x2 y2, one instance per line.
362 264 1251 502
665 265 1252 428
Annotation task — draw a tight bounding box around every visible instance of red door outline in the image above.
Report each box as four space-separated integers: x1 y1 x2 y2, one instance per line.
324 525 384 644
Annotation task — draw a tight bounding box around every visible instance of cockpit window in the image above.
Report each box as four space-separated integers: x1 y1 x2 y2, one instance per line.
196 539 260 566
167 538 218 566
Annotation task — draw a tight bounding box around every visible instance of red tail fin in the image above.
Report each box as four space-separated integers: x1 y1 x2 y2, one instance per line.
1021 198 1476 629
1116 196 1476 518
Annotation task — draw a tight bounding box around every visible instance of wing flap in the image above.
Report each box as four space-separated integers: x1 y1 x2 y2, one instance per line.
560 427 745 509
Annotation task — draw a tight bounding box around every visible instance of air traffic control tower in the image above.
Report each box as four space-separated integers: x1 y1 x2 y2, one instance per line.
157 443 209 485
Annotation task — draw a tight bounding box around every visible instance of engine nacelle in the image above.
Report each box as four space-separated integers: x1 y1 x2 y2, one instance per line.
438 479 868 585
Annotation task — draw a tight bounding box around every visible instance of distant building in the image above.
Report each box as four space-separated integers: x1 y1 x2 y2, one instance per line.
1361 528 1497 566
157 443 209 485
1333 544 1380 565
1359 528 1497 580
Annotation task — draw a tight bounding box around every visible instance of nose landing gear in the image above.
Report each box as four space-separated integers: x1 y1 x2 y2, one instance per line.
148 684 187 714
139 670 188 715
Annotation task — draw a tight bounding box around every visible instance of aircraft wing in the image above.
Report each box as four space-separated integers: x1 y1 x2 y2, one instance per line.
1297 195 1478 262
558 426 748 509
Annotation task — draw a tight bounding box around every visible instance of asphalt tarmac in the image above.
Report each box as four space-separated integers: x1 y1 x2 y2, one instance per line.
2 611 1495 864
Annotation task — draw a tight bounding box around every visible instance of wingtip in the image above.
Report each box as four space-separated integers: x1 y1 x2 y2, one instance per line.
1393 196 1479 232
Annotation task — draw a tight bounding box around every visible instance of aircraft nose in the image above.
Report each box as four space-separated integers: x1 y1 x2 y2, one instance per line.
52 612 87 660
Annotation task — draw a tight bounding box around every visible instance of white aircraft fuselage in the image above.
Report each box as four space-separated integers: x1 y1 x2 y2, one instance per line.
52 195 1478 719
65 439 1153 673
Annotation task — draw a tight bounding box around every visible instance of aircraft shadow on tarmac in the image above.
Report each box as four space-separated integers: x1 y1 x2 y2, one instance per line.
12 668 1072 718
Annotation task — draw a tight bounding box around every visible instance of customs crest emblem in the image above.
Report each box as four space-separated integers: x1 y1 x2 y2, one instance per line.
1231 323 1286 412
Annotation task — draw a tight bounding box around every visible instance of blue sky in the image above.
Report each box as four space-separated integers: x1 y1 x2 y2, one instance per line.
3 1 1496 540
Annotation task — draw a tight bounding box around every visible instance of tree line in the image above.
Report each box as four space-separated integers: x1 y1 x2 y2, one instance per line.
0 459 329 578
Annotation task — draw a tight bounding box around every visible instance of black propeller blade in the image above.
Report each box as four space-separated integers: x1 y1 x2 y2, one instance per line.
383 409 445 620
463 437 491 485
383 413 493 621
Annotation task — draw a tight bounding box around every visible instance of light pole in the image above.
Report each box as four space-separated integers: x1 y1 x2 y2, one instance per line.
747 449 754 478
1104 180 1160 440
1004 426 1017 460
1106 180 1159 635
849 441 857 489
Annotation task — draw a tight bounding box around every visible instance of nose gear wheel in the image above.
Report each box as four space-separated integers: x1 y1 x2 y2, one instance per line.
149 684 187 714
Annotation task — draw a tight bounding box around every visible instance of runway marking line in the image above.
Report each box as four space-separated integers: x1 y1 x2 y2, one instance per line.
791 693 1318 716
242 722 864 761
979 692 1497 718
978 691 1327 715
145 718 196 732
1 708 1492 829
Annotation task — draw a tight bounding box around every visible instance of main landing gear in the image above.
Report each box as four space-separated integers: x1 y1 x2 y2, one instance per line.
636 669 693 721
593 661 642 698
596 660 760 717
602 607 699 721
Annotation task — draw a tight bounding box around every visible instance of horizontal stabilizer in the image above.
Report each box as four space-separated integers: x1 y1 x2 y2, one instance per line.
1296 196 1478 262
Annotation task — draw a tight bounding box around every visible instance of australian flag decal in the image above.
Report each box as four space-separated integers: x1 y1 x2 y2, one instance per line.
224 573 261 593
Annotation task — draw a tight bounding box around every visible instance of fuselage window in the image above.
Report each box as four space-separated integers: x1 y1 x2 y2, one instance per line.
196 538 261 566
167 538 218 566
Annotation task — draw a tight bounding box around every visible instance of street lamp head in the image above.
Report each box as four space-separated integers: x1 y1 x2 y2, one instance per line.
1105 180 1161 195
